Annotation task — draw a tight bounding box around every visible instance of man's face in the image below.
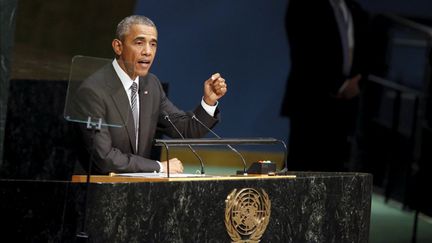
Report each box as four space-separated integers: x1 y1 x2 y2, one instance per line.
112 24 158 79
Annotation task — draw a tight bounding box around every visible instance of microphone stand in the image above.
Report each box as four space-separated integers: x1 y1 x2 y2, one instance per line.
76 117 102 242
163 114 206 175
154 138 285 176
189 113 247 175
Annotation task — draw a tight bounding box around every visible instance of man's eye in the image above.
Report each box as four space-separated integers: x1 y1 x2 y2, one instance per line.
136 41 143 45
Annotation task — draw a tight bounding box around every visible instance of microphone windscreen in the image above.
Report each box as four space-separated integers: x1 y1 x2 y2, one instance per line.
185 111 196 119
161 111 169 120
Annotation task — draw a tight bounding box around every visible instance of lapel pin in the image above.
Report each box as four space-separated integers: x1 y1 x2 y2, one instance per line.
144 91 149 95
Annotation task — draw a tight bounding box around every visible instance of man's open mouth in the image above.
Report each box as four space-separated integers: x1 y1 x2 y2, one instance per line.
138 60 151 65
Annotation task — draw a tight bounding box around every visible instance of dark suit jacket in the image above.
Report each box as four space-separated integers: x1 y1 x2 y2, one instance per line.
281 0 370 117
71 63 219 174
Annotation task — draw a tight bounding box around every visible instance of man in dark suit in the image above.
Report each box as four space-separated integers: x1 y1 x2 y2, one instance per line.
280 0 370 171
71 15 227 174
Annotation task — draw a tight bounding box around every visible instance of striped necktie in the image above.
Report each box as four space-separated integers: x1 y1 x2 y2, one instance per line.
130 82 139 137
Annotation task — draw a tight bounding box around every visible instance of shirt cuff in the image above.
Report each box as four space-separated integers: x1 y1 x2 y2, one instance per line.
156 161 163 173
201 98 218 117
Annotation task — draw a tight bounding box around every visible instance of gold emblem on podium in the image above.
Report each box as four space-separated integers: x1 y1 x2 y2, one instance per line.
224 188 271 243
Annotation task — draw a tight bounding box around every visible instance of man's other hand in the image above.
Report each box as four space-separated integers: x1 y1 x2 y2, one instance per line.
337 74 361 99
161 158 184 173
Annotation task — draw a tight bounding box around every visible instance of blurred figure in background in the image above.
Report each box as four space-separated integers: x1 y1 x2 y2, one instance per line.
280 0 370 172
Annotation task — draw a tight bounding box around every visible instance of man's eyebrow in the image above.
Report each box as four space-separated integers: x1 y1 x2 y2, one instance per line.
134 36 158 43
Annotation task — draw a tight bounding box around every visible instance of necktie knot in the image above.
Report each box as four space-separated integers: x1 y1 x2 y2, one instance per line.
130 82 138 109
131 82 138 94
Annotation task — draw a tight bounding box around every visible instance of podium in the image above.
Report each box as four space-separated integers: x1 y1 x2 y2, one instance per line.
0 172 372 242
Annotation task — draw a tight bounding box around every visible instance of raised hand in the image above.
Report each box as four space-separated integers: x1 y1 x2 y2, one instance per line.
203 73 228 106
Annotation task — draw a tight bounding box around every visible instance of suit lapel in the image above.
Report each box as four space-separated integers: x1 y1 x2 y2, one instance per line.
106 65 137 154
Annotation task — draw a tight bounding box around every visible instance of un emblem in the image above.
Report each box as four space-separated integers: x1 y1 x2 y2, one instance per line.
224 188 271 243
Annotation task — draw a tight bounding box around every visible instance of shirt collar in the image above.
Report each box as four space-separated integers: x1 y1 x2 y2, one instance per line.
112 59 139 91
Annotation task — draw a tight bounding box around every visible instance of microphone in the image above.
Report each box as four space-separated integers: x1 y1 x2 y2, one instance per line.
187 112 248 175
163 112 206 175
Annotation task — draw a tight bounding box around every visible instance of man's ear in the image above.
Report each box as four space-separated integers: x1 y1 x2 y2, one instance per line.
112 39 123 56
